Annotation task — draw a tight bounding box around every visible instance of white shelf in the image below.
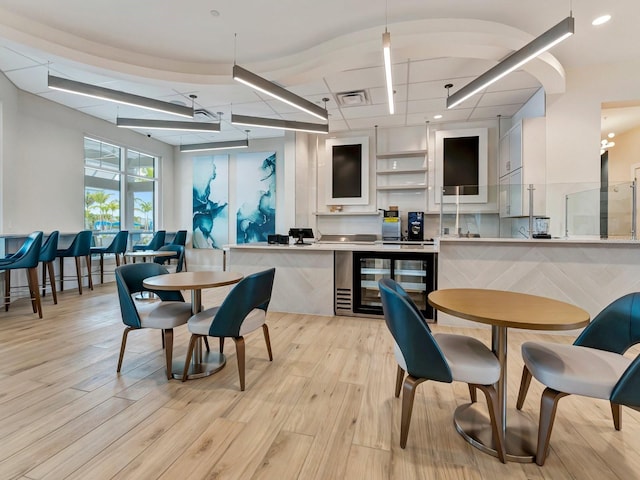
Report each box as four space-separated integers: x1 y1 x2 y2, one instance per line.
376 150 427 159
361 268 391 275
377 168 427 175
313 211 381 216
377 184 427 191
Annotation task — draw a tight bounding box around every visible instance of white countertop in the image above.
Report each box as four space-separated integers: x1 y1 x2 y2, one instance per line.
225 242 438 253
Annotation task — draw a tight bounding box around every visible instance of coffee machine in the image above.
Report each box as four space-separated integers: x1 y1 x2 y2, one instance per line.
407 211 424 241
381 209 401 241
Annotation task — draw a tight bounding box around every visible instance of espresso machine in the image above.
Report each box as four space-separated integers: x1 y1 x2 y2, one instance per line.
381 209 401 241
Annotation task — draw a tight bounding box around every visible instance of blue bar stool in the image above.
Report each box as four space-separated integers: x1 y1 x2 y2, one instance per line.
56 230 93 294
0 232 44 318
132 230 166 252
91 231 129 283
39 231 59 303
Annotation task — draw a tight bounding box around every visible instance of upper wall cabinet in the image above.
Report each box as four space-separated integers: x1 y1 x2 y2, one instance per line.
498 117 546 217
375 125 428 212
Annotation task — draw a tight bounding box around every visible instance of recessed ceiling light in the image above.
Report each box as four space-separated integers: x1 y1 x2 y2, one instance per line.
210 9 220 17
592 14 611 26
433 114 443 119
608 132 615 138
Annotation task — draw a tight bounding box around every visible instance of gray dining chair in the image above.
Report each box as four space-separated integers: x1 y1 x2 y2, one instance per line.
516 292 640 465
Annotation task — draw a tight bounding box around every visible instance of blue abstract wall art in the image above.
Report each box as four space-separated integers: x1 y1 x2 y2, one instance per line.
236 152 276 244
192 155 229 249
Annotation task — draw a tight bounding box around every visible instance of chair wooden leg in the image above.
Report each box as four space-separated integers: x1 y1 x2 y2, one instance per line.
233 336 246 391
117 327 135 372
161 330 165 349
395 365 405 398
611 402 622 431
42 262 47 298
536 387 569 466
27 267 43 318
74 257 83 295
203 336 210 352
474 383 506 463
163 329 174 380
468 385 478 403
86 255 93 291
516 366 533 410
218 337 224 354
47 261 58 304
59 257 65 292
99 253 104 284
115 254 121 267
4 270 10 312
262 324 273 361
181 335 199 382
400 375 426 448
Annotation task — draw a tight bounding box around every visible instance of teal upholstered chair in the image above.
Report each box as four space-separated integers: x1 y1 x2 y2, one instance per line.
56 230 93 294
39 231 59 303
91 230 129 283
153 245 186 272
115 263 192 380
379 279 505 462
0 231 44 318
516 292 640 465
182 268 276 389
132 230 166 252
168 230 187 247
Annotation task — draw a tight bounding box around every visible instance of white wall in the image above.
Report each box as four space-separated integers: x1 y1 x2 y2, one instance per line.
0 76 175 233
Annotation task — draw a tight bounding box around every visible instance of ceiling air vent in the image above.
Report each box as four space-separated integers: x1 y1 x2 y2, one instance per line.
335 90 370 107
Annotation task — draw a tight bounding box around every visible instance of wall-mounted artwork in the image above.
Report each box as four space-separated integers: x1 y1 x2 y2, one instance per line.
192 155 229 249
236 152 276 243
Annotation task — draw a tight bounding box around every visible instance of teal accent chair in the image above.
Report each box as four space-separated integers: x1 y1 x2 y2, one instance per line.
182 268 276 390
132 230 166 252
91 230 129 283
153 245 186 272
39 231 59 303
516 292 640 465
0 232 44 318
56 230 93 294
379 279 505 462
115 263 192 380
169 230 187 246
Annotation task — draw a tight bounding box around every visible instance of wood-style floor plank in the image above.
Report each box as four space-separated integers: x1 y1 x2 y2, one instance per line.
0 282 638 479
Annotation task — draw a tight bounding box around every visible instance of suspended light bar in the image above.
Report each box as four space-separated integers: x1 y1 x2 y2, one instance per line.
231 114 329 134
117 117 220 132
48 74 194 118
232 65 328 121
382 31 394 115
180 139 249 152
447 16 575 109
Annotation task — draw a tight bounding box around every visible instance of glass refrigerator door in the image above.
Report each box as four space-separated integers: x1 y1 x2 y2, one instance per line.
393 258 428 312
358 257 391 311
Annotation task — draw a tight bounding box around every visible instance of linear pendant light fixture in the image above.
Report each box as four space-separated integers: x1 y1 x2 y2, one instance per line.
446 15 575 109
180 139 249 152
232 65 328 121
48 74 194 118
231 114 329 134
116 117 220 132
382 32 394 115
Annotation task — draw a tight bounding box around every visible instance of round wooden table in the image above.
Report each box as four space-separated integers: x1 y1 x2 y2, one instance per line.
428 288 590 463
143 271 243 380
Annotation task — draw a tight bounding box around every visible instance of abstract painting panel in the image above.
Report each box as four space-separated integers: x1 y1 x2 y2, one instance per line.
192 155 229 249
236 152 276 244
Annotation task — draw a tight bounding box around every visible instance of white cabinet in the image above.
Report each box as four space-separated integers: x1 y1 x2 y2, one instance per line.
498 118 545 218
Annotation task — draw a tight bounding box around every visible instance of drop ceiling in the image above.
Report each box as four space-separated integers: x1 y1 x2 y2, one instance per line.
0 0 638 146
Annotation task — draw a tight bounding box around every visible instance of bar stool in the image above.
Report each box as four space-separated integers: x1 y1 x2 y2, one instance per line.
0 231 44 318
168 230 187 247
56 230 93 294
90 230 129 283
39 231 59 303
132 230 166 252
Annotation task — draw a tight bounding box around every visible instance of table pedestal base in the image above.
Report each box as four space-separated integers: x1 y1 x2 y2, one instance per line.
172 351 226 380
454 403 537 463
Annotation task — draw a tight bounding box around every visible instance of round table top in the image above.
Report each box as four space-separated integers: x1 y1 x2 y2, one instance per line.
143 270 243 291
124 250 176 258
428 288 590 331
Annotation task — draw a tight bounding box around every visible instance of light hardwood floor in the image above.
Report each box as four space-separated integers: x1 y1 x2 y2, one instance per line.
1 282 639 479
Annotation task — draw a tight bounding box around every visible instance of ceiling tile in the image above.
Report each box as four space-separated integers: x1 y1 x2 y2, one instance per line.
469 104 521 120
476 88 538 107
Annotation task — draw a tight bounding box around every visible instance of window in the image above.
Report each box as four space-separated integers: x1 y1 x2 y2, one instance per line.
84 137 158 242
